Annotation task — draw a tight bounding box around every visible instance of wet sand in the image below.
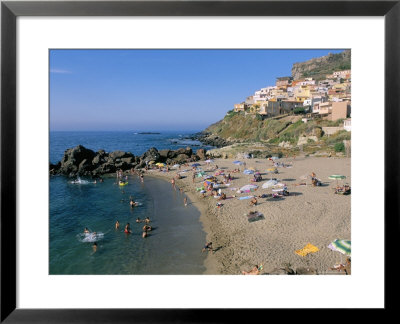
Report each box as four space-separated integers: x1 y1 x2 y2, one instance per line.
145 155 351 274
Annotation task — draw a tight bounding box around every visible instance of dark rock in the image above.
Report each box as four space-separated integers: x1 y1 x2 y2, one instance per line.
174 153 190 163
92 150 108 166
159 149 171 160
61 145 96 166
120 157 135 164
140 147 160 163
109 150 134 160
195 133 231 148
78 158 95 174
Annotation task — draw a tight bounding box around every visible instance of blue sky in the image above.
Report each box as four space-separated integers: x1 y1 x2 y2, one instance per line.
50 49 346 131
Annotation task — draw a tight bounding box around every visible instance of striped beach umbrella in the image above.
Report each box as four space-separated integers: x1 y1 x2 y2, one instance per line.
328 239 351 256
329 174 346 186
329 175 346 180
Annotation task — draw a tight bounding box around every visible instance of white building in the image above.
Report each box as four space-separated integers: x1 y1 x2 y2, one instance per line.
344 118 351 131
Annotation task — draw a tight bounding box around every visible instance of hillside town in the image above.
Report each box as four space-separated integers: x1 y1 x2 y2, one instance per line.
233 69 351 131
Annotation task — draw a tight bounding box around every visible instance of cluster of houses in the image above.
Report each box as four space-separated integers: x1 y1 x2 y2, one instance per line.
233 70 351 131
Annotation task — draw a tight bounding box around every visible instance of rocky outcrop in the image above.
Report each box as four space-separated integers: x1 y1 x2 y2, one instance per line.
50 145 207 177
194 132 233 148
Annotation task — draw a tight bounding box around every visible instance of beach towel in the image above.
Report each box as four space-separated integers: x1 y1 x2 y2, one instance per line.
246 211 264 223
238 196 255 200
295 243 319 257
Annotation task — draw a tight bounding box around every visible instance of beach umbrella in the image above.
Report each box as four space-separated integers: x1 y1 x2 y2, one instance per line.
205 159 214 163
248 167 256 171
191 163 201 167
271 156 279 160
172 164 180 168
240 184 258 192
233 160 244 165
328 239 351 256
328 239 351 264
262 179 278 189
243 169 254 175
148 161 155 165
329 174 346 186
204 180 215 185
329 175 346 180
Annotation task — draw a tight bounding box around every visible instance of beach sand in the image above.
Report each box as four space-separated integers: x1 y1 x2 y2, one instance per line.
145 155 351 275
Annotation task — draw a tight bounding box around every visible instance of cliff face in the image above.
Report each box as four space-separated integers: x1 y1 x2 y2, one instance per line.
291 50 351 80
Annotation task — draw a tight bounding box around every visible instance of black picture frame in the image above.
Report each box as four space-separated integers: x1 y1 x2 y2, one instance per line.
1 0 398 322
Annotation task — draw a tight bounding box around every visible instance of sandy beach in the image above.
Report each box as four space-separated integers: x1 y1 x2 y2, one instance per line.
145 155 351 275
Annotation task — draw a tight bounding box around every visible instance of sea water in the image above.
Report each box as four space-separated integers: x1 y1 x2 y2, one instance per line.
49 131 211 274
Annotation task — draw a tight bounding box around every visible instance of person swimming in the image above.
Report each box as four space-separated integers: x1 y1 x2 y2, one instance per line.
144 217 151 224
142 224 152 232
84 227 90 234
92 242 97 253
136 217 142 223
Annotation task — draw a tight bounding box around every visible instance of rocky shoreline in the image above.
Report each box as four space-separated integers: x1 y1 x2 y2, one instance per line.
49 145 208 177
192 132 233 148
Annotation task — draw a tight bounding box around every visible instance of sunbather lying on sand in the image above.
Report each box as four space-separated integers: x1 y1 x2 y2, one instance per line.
249 197 257 206
217 193 226 200
241 265 261 275
335 184 351 194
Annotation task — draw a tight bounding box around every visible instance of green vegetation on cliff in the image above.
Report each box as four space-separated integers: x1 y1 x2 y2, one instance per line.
291 49 351 81
204 112 350 147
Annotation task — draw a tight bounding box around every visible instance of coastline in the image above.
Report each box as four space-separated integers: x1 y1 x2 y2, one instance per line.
145 155 351 275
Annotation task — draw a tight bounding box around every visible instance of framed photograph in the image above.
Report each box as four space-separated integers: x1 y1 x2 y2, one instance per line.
1 0 398 321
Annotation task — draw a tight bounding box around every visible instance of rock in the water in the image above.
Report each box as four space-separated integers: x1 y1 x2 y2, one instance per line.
140 147 160 163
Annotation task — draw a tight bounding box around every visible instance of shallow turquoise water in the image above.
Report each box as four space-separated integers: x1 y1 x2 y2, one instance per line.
50 174 207 274
49 131 210 275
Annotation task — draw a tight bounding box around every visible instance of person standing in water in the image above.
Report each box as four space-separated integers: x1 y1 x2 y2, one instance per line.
115 221 120 230
92 242 98 253
124 223 132 234
184 197 188 206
